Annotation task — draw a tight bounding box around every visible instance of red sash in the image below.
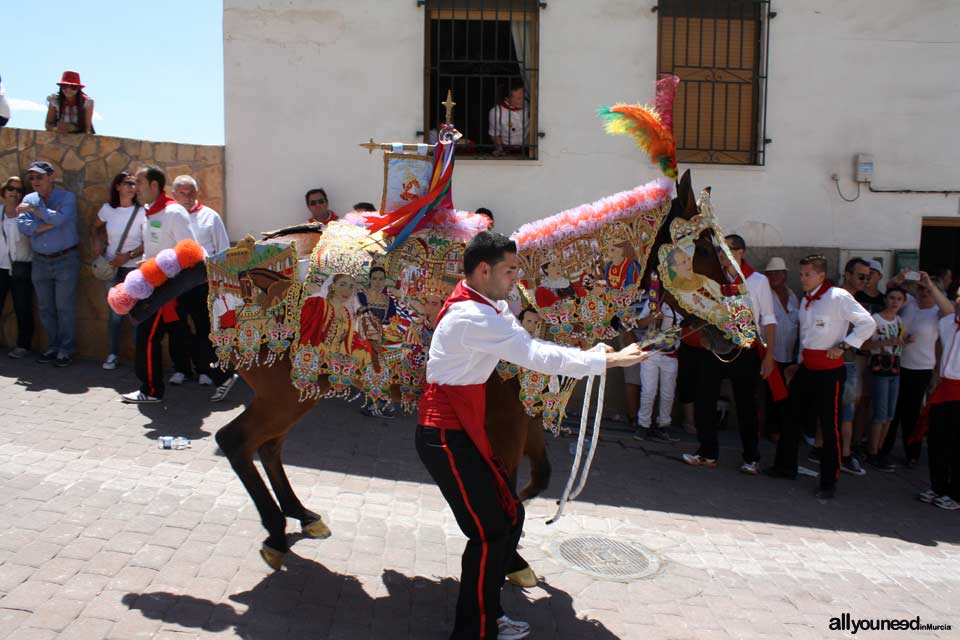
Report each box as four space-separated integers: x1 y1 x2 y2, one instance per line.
802 349 845 371
418 281 518 523
910 378 960 444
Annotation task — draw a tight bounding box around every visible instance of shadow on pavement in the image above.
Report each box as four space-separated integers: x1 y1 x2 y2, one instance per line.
123 557 621 640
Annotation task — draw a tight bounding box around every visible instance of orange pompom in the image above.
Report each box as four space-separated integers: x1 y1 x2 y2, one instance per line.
174 239 206 268
140 258 168 288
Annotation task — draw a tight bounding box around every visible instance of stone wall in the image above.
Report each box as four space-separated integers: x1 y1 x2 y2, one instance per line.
0 127 225 362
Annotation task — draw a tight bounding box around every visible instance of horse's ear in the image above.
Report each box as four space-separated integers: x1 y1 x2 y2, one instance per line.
677 170 698 217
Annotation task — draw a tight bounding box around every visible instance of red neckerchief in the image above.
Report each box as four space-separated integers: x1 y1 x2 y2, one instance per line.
727 259 755 286
435 280 501 325
188 201 203 214
500 100 524 112
803 280 833 309
145 192 177 217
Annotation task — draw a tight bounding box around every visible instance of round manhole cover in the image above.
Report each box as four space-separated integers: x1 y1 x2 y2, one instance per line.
549 535 661 582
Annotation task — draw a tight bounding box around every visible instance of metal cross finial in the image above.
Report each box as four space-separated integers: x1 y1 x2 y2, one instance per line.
442 89 456 125
359 138 379 154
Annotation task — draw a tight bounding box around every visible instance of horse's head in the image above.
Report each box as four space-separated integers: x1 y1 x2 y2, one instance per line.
643 170 753 355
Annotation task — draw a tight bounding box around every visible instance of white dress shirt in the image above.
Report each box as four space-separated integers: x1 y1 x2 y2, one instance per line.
745 271 777 328
142 201 197 259
187 203 229 256
771 288 799 363
798 286 876 354
426 283 606 385
938 315 960 380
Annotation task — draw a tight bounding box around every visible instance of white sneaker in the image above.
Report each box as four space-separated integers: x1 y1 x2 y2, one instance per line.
169 372 187 385
497 615 530 639
210 374 239 403
740 461 760 475
198 374 214 386
102 354 119 370
933 495 960 511
120 391 161 404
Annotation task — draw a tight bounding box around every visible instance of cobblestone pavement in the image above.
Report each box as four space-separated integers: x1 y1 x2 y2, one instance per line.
0 356 958 639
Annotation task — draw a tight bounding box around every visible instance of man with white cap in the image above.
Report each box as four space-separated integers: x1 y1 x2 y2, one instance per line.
763 257 799 438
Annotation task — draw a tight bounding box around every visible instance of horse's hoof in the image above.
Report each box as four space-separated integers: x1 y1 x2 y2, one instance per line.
301 517 331 539
259 543 285 570
506 566 538 588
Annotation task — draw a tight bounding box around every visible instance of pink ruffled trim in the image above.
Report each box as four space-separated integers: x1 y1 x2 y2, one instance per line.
510 177 673 252
347 208 491 242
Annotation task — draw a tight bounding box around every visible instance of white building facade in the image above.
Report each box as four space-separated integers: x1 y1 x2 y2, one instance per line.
224 0 960 275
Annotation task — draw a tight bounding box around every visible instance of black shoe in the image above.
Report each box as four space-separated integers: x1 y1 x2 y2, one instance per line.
814 486 835 500
807 447 822 463
866 454 895 472
36 349 57 364
54 355 72 368
645 427 679 444
763 467 797 480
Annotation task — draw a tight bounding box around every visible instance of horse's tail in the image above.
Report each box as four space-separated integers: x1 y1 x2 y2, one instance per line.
519 417 551 502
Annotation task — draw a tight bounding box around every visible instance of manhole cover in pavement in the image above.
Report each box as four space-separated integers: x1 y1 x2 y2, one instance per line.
549 535 661 582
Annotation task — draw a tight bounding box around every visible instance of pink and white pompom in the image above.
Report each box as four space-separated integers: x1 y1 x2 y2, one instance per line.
107 285 138 315
155 249 182 279
123 268 155 300
511 177 673 253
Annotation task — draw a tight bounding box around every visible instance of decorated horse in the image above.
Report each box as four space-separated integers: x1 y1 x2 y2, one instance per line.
107 78 759 573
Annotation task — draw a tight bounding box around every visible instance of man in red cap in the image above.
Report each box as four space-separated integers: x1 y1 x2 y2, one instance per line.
417 231 648 640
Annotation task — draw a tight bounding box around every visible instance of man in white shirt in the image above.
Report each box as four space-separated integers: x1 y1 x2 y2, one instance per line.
417 232 647 640
763 257 799 439
683 235 778 475
121 166 199 404
168 175 238 402
488 80 529 156
769 255 875 499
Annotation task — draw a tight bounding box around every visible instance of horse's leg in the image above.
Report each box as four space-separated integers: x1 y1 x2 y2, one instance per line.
258 435 331 539
216 403 290 569
518 416 551 502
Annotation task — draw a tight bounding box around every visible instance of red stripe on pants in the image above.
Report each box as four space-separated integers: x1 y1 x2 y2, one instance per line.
145 313 163 397
441 430 489 639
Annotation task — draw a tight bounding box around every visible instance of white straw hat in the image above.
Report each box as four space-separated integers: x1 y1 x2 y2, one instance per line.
764 257 787 272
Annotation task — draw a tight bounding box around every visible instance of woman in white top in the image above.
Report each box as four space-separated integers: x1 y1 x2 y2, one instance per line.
882 272 944 465
862 287 908 471
90 172 145 369
0 177 34 358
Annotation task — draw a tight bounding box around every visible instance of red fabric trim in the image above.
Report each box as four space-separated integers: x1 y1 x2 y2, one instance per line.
441 429 489 639
803 280 833 309
220 309 237 329
188 201 203 214
802 349 844 370
436 280 500 324
159 300 179 323
758 342 788 401
146 192 177 217
910 378 960 444
499 100 524 112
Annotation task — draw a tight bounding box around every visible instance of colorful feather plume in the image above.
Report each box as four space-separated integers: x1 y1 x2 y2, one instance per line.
598 75 680 180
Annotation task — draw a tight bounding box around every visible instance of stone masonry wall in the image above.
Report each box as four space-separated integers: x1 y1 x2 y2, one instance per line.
0 127 225 362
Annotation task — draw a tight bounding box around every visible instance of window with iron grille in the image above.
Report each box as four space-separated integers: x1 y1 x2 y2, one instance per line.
423 0 540 159
656 0 771 165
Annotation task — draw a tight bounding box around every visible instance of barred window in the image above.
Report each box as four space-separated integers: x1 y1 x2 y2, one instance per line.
423 0 540 159
657 0 771 165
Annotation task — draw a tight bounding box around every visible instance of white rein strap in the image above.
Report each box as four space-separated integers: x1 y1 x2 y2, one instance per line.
548 344 607 524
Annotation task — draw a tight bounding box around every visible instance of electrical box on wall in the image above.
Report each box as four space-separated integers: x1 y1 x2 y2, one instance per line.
855 153 874 183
